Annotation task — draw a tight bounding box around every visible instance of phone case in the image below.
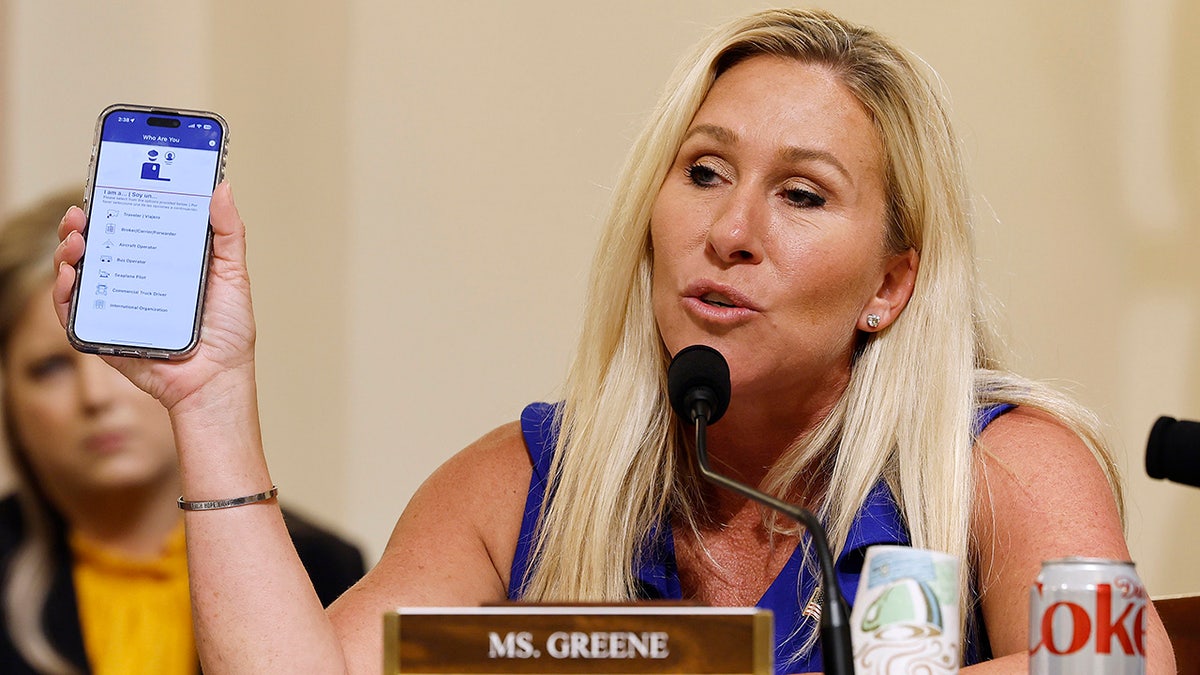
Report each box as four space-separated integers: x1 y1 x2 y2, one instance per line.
67 104 229 360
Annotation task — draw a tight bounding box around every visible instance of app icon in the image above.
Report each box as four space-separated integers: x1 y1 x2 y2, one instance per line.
141 149 170 181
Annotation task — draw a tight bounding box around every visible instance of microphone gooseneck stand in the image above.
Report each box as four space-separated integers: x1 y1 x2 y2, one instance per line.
687 402 856 675
668 344 854 675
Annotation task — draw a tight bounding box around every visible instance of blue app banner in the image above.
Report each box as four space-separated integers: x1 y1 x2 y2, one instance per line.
100 111 223 151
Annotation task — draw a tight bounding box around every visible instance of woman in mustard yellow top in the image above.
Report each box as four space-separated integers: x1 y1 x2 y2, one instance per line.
0 192 366 675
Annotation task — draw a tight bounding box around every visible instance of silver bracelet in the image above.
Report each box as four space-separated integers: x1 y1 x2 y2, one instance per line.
178 485 278 511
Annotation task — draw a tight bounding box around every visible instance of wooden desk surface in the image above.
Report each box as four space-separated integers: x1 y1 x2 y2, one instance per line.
1154 594 1200 675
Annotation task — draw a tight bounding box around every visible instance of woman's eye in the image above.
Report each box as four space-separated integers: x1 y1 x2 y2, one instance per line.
27 355 72 380
684 163 722 187
783 187 826 208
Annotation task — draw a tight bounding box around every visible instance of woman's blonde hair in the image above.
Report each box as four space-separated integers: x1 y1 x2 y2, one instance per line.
517 7 1122 664
0 190 87 675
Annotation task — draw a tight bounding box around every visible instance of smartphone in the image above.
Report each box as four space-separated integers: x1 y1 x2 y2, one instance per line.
68 104 229 359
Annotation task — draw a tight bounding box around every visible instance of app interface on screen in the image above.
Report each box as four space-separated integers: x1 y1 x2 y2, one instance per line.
74 111 222 351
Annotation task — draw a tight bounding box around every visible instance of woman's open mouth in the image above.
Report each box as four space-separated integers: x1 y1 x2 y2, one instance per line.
682 282 759 324
700 291 738 308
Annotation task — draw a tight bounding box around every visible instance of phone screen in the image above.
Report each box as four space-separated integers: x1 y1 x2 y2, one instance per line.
71 107 226 355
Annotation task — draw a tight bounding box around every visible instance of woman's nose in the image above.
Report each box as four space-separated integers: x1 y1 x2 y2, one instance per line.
76 356 120 411
706 187 764 264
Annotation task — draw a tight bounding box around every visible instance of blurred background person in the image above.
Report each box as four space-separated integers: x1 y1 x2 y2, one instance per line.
0 190 366 674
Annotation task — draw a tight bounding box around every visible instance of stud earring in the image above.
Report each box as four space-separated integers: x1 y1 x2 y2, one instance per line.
866 314 881 329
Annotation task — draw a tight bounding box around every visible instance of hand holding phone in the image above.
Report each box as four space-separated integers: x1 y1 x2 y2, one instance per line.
55 181 261 414
68 104 229 359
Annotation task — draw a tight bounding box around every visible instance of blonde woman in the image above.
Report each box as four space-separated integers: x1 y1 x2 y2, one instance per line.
0 192 366 674
52 8 1175 674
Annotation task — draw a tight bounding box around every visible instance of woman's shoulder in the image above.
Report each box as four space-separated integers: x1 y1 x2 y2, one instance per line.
350 417 534 608
968 406 1136 658
974 405 1112 479
447 418 536 486
439 402 553 486
971 403 1127 564
397 418 534 553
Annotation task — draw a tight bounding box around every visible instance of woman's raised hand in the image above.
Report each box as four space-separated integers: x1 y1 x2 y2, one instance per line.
51 182 257 414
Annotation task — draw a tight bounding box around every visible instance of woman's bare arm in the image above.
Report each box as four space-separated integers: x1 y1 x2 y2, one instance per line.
53 185 531 673
969 407 1175 673
329 422 531 671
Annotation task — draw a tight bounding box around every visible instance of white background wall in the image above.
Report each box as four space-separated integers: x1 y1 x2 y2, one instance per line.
2 0 1198 596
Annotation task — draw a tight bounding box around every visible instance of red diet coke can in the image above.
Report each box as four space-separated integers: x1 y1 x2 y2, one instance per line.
1029 557 1146 674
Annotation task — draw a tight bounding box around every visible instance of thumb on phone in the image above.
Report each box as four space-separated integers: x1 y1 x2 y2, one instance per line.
51 208 86 328
209 182 247 269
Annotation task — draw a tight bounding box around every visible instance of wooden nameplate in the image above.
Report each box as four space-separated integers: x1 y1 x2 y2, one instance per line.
383 604 773 674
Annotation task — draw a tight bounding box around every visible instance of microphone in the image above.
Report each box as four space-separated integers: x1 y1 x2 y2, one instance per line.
1146 416 1200 489
667 345 855 675
667 343 731 425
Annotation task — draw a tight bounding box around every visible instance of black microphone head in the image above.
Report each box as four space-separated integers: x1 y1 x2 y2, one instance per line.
667 345 731 425
1147 416 1200 489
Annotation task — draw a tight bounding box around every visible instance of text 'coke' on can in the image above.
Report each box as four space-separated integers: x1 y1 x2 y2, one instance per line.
1029 557 1147 674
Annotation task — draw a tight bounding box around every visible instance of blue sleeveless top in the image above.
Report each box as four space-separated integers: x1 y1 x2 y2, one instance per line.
508 401 1014 673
